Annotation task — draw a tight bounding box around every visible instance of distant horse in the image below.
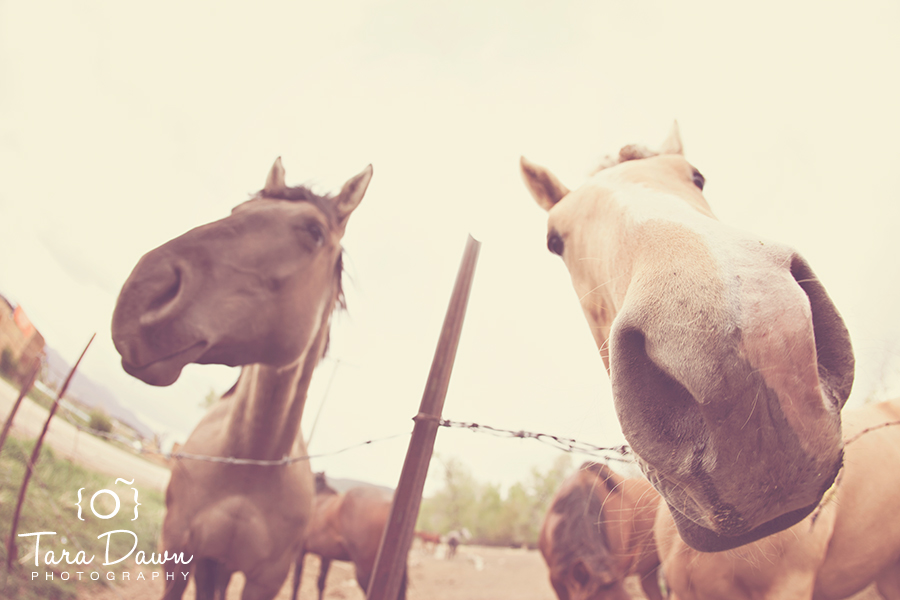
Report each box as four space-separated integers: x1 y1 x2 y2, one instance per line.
290 473 406 600
445 528 471 559
111 158 372 600
414 530 442 553
539 462 662 600
656 397 900 600
520 124 854 551
446 531 461 559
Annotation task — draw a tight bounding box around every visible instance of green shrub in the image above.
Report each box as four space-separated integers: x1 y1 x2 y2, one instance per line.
88 408 113 434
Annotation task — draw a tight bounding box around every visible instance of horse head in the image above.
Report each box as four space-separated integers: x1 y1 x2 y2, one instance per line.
521 124 854 551
539 463 643 600
112 158 372 386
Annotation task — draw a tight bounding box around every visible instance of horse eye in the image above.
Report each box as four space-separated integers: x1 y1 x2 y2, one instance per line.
547 231 564 256
692 169 705 190
303 223 325 247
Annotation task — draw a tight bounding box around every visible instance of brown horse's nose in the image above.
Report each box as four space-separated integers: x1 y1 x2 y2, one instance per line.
111 253 192 366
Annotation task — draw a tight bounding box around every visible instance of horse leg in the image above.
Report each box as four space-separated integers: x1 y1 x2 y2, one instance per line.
876 558 900 600
161 559 190 600
290 550 306 600
239 554 293 600
213 565 233 600
317 557 332 600
193 558 220 600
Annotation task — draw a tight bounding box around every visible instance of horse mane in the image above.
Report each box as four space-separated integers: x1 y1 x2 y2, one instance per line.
549 462 621 572
253 184 340 226
591 143 658 174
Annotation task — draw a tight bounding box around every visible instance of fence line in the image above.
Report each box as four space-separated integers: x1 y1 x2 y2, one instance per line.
9 367 900 471
58 411 638 467
43 411 900 469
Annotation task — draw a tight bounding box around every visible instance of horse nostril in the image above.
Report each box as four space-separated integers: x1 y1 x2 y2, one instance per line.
148 267 182 311
138 266 185 328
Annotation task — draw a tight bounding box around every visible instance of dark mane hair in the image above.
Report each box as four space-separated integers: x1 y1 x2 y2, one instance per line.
591 143 658 174
549 462 622 574
253 184 340 228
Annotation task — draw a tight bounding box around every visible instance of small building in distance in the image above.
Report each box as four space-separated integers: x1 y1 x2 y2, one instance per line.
0 293 46 385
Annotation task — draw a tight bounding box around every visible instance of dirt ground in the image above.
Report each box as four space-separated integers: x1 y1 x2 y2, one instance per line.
80 543 605 600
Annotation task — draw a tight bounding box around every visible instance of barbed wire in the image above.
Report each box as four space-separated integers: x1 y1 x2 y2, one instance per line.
416 414 635 463
52 411 636 467
843 419 900 446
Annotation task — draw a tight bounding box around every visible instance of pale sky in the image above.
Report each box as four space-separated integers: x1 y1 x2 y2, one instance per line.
1 1 898 494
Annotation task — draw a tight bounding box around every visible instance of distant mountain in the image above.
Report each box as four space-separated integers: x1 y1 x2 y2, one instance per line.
43 345 155 439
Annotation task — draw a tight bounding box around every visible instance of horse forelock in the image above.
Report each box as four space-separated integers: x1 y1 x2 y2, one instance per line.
591 143 659 175
253 184 340 228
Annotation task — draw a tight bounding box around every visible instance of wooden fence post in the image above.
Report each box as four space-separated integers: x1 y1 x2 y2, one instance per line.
5 334 95 570
366 235 480 600
0 357 42 456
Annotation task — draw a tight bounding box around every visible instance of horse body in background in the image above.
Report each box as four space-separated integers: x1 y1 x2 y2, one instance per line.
291 473 405 600
414 530 442 553
111 158 372 600
520 124 854 551
657 397 900 600
539 462 662 600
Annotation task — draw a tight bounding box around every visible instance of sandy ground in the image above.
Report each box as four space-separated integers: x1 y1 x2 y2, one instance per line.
0 378 170 492
78 544 599 600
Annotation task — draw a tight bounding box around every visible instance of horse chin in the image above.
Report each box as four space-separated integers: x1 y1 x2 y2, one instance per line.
666 501 817 552
121 359 185 387
120 341 207 387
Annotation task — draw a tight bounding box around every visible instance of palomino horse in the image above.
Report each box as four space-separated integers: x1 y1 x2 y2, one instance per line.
656 397 900 599
539 462 662 600
111 158 372 600
520 124 854 551
290 473 405 600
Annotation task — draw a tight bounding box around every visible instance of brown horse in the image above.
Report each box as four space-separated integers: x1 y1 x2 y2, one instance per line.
656 397 900 600
111 158 372 600
539 462 662 600
290 473 405 600
414 530 442 553
520 124 854 551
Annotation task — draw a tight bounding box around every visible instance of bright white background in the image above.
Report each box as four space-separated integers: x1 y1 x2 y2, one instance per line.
1 1 898 494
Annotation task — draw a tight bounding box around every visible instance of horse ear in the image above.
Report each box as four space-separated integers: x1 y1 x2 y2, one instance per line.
659 121 684 155
520 156 570 211
334 164 373 223
264 157 287 195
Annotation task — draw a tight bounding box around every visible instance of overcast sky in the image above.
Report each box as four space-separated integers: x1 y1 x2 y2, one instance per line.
1 1 898 495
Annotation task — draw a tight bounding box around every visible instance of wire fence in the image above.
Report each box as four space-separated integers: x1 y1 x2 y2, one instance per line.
55 412 636 467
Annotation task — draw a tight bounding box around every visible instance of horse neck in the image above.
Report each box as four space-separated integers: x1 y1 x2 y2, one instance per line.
224 320 330 461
